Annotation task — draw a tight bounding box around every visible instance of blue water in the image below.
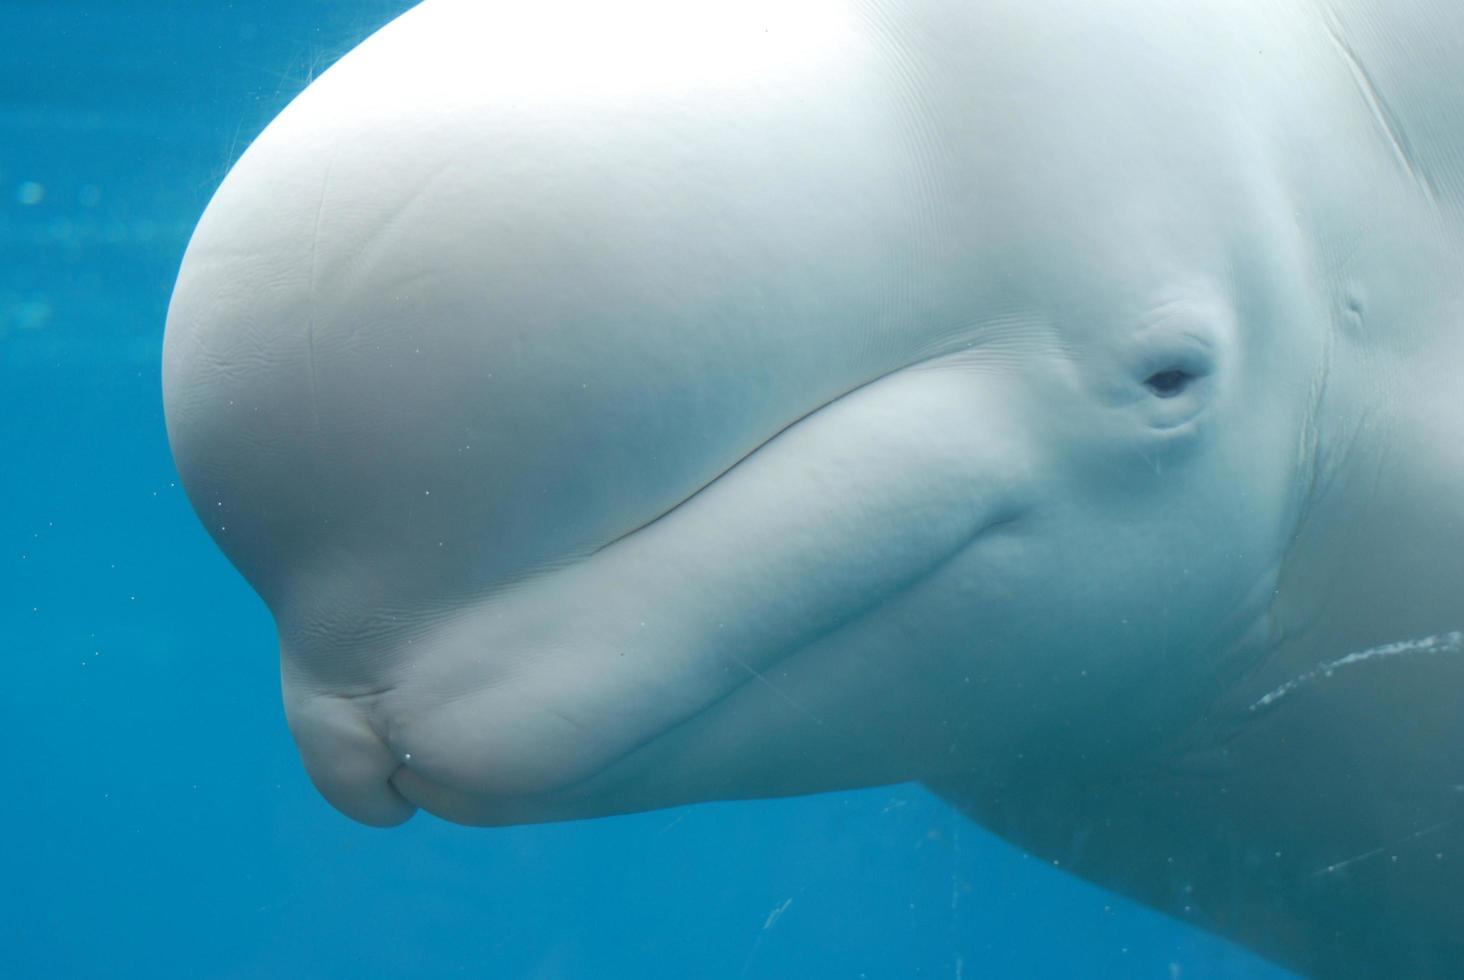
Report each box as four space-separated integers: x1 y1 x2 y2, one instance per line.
1 4 1297 977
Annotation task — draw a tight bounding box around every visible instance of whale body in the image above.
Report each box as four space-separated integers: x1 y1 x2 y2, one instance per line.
163 1 1464 975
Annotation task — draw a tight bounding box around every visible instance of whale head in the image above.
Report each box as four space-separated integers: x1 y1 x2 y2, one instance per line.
165 0 1428 829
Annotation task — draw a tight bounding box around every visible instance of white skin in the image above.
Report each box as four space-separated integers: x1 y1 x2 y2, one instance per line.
164 0 1464 974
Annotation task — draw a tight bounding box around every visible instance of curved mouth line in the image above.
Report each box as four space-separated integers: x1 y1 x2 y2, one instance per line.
589 348 986 561
425 358 939 611
378 344 1027 825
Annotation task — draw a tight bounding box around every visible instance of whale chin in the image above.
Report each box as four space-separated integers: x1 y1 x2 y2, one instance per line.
283 654 766 830
273 580 783 830
283 680 626 830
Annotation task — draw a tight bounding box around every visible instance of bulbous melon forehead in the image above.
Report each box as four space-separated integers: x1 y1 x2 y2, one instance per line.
162 0 1332 609
164 0 939 606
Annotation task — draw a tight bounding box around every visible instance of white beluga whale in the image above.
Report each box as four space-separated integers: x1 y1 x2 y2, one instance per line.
162 0 1464 975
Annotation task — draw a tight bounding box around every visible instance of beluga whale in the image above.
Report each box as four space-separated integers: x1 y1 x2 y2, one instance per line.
162 0 1464 975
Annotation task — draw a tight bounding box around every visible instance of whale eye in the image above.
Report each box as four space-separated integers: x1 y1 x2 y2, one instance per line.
1144 368 1194 398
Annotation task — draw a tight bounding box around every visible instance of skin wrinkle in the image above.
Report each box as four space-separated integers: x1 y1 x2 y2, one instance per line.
1259 320 1336 642
303 146 337 435
1318 3 1439 206
342 158 457 277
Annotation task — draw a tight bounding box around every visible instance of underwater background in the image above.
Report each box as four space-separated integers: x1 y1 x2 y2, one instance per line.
2 3 1298 977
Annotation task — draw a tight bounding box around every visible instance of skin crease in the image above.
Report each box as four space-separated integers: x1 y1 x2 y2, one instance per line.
163 0 1464 975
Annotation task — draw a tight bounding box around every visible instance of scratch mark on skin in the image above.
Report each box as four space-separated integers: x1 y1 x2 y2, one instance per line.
1308 818 1457 878
545 706 587 733
1249 630 1464 711
722 648 825 726
741 899 794 977
762 898 793 930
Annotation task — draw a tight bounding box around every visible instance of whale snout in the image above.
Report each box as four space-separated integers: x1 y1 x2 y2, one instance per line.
285 658 660 828
286 685 550 829
278 595 710 828
286 691 416 828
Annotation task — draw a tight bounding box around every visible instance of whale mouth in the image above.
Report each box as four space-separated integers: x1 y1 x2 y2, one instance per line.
285 607 821 829
290 506 1024 829
281 355 1030 828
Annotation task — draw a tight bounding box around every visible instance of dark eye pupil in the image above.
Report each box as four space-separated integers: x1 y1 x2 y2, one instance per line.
1145 369 1191 398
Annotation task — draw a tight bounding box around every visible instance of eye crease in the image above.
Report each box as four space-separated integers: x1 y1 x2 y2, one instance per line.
1144 368 1193 398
